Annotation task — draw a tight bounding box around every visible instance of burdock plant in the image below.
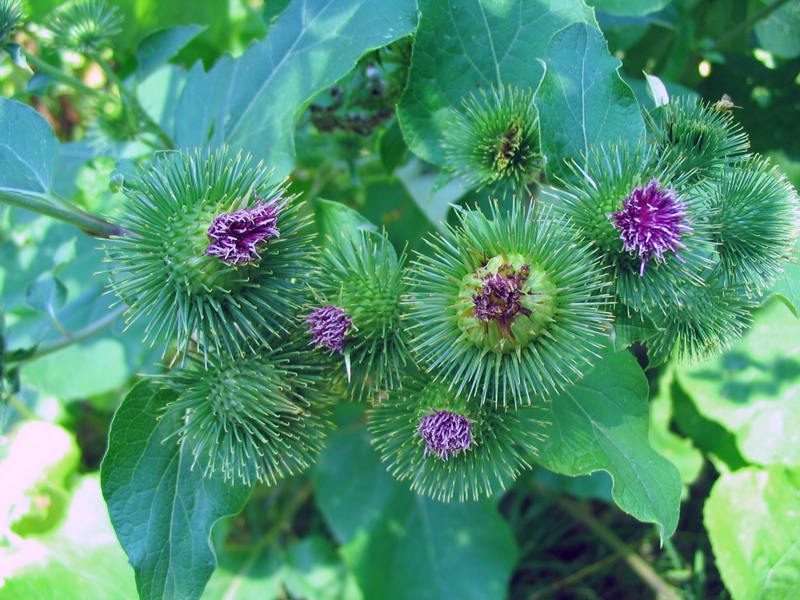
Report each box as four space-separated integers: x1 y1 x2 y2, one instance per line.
106 148 314 359
44 0 122 54
369 372 546 501
406 200 612 406
304 230 410 400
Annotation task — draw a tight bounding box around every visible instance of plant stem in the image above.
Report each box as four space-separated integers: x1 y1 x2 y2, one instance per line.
93 55 174 149
710 0 793 51
4 304 128 367
0 190 128 238
8 394 39 421
555 495 684 600
21 50 99 96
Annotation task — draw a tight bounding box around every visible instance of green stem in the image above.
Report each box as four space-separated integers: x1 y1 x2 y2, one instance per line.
4 304 128 367
0 190 128 238
21 50 99 96
94 55 174 149
8 394 39 421
556 495 684 600
710 0 793 51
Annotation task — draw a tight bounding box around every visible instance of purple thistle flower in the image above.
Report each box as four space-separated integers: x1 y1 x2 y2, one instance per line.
306 305 352 354
206 194 284 265
609 179 692 276
473 264 531 333
418 410 473 461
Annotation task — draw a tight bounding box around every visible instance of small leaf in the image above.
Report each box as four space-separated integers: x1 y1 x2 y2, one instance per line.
676 298 800 467
24 276 68 319
284 536 363 600
644 72 669 107
535 22 645 180
313 406 518 600
101 380 252 600
136 25 207 80
705 466 800 599
4 43 31 71
534 346 682 541
379 119 408 176
315 199 378 248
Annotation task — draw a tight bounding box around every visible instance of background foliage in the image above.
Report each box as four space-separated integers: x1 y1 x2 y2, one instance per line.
2 0 800 598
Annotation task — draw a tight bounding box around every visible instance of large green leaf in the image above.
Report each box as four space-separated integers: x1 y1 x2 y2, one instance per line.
535 22 645 180
397 0 595 166
313 405 518 600
173 0 418 178
704 466 800 599
676 299 800 468
101 380 252 600
534 347 682 541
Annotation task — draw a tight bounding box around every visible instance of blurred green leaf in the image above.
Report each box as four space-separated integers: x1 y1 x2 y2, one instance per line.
284 536 363 600
771 237 800 318
24 276 68 321
676 299 800 467
0 421 80 536
671 378 748 472
704 466 800 599
0 98 59 200
590 0 671 17
315 199 378 247
533 347 682 541
754 0 800 59
0 475 138 600
174 0 418 178
101 380 252 600
314 407 518 600
397 0 594 166
204 544 285 599
649 365 704 498
21 339 128 401
535 22 645 181
135 24 207 80
378 119 408 176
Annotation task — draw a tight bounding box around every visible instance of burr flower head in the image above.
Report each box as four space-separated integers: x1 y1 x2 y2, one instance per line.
609 178 692 276
418 410 473 461
206 195 284 265
305 305 352 354
44 0 122 53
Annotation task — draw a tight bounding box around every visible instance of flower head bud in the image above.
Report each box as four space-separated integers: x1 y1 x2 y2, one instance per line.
206 195 284 265
44 0 122 54
369 373 546 501
418 410 473 461
305 305 352 354
106 148 313 360
609 178 691 276
407 200 611 406
646 96 750 179
444 86 541 194
306 229 410 400
161 344 333 486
